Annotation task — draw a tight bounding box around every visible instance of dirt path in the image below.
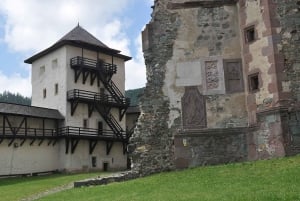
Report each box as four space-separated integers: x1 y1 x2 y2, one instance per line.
20 182 74 201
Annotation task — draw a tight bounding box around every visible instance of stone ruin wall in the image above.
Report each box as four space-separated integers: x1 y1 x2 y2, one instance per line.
129 0 300 176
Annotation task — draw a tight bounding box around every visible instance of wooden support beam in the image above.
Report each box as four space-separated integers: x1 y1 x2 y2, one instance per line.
74 69 82 83
71 139 79 154
48 140 52 146
65 138 69 154
88 104 95 118
119 108 128 121
38 139 44 146
8 138 15 147
5 116 15 135
82 71 90 84
30 139 36 146
42 119 45 137
3 115 5 136
90 73 97 85
89 140 98 154
0 138 4 144
71 101 79 116
106 141 114 155
15 117 26 135
52 139 57 146
123 142 127 154
20 139 26 146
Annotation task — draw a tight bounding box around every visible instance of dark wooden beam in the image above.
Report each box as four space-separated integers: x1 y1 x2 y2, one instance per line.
82 71 90 84
71 139 79 154
30 139 36 146
106 141 114 155
167 0 237 9
5 116 15 135
122 142 127 154
3 115 5 136
71 100 79 116
74 69 82 83
15 117 26 135
65 138 69 154
88 103 95 118
8 138 15 147
90 73 97 85
0 138 4 144
20 139 26 146
89 140 98 154
42 119 45 137
38 139 44 146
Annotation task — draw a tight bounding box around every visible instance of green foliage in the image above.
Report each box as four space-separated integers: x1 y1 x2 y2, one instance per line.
0 91 31 105
125 87 144 106
38 155 300 201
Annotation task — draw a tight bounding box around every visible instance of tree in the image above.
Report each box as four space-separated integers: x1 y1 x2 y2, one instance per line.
0 91 31 105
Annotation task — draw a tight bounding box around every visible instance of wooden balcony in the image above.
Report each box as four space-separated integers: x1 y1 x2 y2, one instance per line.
70 56 117 75
67 89 129 108
59 126 127 141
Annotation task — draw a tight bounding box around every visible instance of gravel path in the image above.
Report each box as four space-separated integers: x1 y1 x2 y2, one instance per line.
20 182 74 201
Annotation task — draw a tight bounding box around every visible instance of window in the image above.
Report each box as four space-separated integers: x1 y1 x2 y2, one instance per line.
83 119 88 128
54 83 58 95
244 26 255 43
39 66 45 76
43 88 47 98
52 59 58 69
91 156 97 167
248 73 259 92
224 59 244 93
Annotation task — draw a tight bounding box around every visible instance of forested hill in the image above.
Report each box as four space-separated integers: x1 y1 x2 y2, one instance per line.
0 91 31 105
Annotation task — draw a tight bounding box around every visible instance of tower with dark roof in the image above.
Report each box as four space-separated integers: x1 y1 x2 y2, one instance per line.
25 25 132 172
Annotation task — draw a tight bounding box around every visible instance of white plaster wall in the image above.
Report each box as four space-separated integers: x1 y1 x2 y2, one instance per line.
65 46 126 130
31 47 68 117
0 140 59 175
58 140 127 171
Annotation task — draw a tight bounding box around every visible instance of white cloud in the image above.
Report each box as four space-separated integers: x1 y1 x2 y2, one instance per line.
0 0 132 53
0 71 31 97
0 0 147 95
125 34 146 89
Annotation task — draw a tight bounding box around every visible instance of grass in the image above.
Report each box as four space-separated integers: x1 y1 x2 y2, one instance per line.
37 156 300 201
1 156 300 201
0 172 104 201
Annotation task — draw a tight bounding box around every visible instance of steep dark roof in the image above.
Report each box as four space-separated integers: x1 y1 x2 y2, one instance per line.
25 25 131 64
125 87 144 107
0 102 64 120
58 25 109 49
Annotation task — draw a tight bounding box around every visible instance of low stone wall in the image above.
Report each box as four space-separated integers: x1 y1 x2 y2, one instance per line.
174 127 249 168
74 171 139 188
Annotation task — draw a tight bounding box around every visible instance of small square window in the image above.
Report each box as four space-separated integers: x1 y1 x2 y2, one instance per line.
52 59 58 69
83 119 88 128
39 66 45 76
54 83 58 95
245 26 255 43
248 73 259 92
43 88 47 98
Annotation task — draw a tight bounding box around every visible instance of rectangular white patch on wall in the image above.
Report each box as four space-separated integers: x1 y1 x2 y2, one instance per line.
175 61 202 86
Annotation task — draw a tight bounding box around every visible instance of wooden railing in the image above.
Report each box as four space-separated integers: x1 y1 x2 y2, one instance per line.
70 56 117 74
0 127 57 137
58 126 127 140
0 126 128 141
67 89 128 106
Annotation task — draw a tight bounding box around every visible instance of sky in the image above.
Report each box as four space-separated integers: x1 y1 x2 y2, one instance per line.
0 0 153 97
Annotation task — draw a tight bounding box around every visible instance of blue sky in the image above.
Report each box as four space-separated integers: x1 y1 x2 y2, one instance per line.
0 0 153 97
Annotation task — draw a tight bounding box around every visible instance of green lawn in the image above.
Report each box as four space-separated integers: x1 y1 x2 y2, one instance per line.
0 172 104 201
1 156 300 201
36 155 300 201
